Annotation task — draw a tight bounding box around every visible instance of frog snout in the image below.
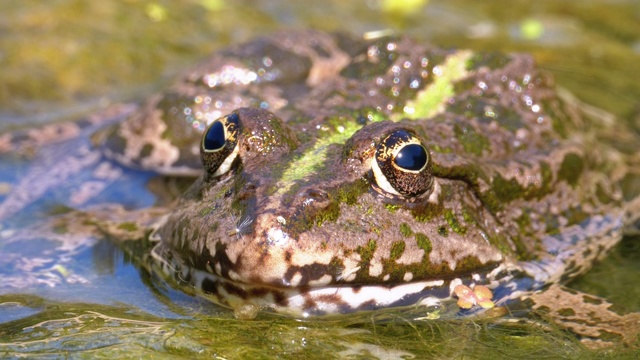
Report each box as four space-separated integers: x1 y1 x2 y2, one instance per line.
298 188 331 209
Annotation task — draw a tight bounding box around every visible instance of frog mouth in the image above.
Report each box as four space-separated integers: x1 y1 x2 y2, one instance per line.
149 243 517 318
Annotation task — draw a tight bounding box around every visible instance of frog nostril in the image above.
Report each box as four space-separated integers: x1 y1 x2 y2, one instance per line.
307 189 329 201
297 188 330 208
238 183 257 200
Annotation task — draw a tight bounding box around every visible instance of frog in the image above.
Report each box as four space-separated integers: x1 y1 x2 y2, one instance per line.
0 30 638 348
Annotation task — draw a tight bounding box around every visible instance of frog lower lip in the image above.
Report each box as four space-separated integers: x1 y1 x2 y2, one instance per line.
153 241 508 315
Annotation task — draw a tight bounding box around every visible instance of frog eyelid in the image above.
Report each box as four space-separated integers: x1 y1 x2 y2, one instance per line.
212 143 239 176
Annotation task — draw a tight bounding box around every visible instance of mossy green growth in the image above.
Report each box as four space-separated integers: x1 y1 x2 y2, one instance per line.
491 173 525 203
481 160 555 213
415 233 432 253
389 241 406 260
286 179 369 236
402 50 473 120
444 209 466 235
453 124 489 156
410 200 444 222
385 203 401 213
558 152 584 187
354 239 377 280
117 222 139 232
399 223 413 237
200 206 215 216
437 225 448 237
275 113 378 196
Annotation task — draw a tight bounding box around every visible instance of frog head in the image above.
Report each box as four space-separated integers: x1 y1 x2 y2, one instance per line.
154 107 516 315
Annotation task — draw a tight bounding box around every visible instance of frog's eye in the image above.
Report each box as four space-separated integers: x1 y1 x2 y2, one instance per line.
371 130 433 198
200 112 240 179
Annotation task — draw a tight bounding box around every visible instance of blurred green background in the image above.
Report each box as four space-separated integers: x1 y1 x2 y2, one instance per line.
1 1 638 129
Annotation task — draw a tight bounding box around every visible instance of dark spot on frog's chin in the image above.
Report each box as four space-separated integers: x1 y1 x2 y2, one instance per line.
201 277 218 295
283 263 334 286
302 296 317 311
273 290 288 307
356 299 378 311
213 277 273 301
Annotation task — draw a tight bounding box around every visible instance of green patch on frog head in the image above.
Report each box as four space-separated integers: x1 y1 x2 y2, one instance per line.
415 232 432 253
275 117 368 197
389 241 405 260
453 124 490 156
385 203 401 213
399 223 413 237
200 206 215 216
557 152 584 187
273 108 388 200
492 173 525 203
409 196 445 222
401 50 473 120
595 181 619 204
484 161 554 211
444 209 467 235
285 179 370 236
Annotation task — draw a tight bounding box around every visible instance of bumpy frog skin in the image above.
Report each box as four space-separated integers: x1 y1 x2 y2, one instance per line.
118 31 625 316
0 31 637 340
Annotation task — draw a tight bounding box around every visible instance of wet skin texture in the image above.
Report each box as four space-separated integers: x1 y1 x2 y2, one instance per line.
98 31 627 317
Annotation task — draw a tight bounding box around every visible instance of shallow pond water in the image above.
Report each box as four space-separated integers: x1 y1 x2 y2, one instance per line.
1 1 639 358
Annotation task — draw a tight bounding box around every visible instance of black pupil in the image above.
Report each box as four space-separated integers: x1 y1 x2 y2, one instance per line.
204 121 226 150
395 144 427 171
